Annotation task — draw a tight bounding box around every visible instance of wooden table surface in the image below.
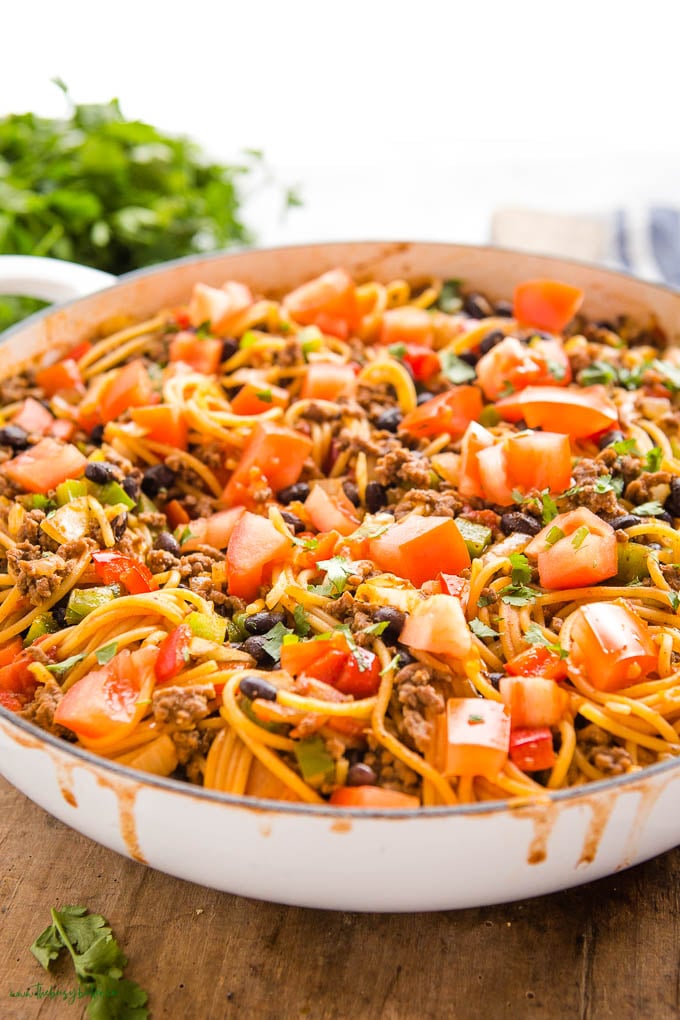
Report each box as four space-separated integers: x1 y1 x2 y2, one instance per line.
3 777 680 1020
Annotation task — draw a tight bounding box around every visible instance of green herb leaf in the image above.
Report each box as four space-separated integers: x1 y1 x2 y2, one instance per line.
95 642 118 665
593 474 623 494
645 446 664 472
440 351 476 384
669 591 680 612
255 388 273 403
635 500 666 517
508 552 532 586
260 621 295 662
293 604 311 637
195 320 212 339
388 343 407 360
469 618 499 639
500 584 538 607
578 360 619 386
45 652 86 675
362 620 390 637
314 556 356 596
524 622 567 658
379 652 402 676
545 357 567 381
611 438 639 456
437 279 463 314
540 491 559 524
467 713 484 725
498 380 515 398
347 516 391 542
654 359 680 391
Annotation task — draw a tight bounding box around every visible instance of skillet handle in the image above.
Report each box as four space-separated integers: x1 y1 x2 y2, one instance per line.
0 255 116 302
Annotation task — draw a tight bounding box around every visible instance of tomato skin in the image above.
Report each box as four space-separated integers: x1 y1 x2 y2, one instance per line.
230 382 289 415
509 727 556 771
399 594 472 659
36 359 83 397
438 573 466 598
0 638 24 669
280 633 380 698
92 551 158 594
505 645 569 680
100 360 158 423
399 386 482 440
181 507 245 551
1 438 87 494
13 397 54 435
526 507 617 590
187 281 253 335
169 333 224 375
503 431 572 495
305 481 359 537
301 362 357 401
513 279 584 332
400 344 441 382
495 385 618 438
329 786 420 809
0 649 38 706
499 676 568 728
0 690 23 712
568 600 658 692
459 422 495 499
226 511 292 602
380 307 434 347
476 337 571 401
476 443 515 506
155 625 192 684
54 646 158 741
284 269 358 335
335 647 380 698
221 423 312 508
369 516 471 587
130 405 188 449
436 698 510 779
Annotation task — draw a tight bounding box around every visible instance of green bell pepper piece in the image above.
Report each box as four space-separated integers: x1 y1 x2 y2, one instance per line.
65 585 120 625
455 518 493 558
186 611 227 644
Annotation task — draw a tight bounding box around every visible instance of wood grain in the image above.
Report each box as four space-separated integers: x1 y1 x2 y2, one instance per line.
2 775 679 1020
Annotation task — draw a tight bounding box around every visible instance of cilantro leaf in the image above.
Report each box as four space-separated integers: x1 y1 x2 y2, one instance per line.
437 279 463 314
669 591 680 612
46 652 86 675
314 556 356 596
508 552 532 586
347 516 391 542
500 584 538 607
540 491 559 524
645 446 664 472
260 621 295 662
524 622 568 658
635 501 666 517
469 618 499 639
654 359 680 392
361 620 390 637
95 642 118 665
611 438 639 456
255 388 273 403
388 343 407 360
593 474 623 495
293 604 311 637
578 360 618 386
545 357 567 382
440 351 476 384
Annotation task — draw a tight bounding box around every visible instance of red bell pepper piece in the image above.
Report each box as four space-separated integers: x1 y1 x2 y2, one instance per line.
155 625 192 683
92 551 158 594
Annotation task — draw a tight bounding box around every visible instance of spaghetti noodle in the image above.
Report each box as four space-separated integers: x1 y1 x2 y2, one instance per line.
1 267 680 808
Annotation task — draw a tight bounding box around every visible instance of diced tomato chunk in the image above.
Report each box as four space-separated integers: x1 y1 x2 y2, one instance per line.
155 625 192 684
187 281 253 335
438 573 466 598
526 507 617 590
509 727 556 772
513 279 584 332
301 363 357 401
436 698 510 778
100 360 158 423
504 431 572 495
369 516 470 587
495 385 618 438
226 511 292 602
182 507 245 551
568 600 658 692
13 397 54 435
459 422 495 500
380 307 434 347
169 332 224 375
36 359 83 397
231 382 289 415
399 344 441 381
399 386 482 439
305 481 359 537
0 649 38 706
499 676 568 728
284 269 358 335
221 423 312 508
329 786 420 809
1 438 87 494
130 405 188 449
399 594 472 659
476 337 571 401
505 645 569 680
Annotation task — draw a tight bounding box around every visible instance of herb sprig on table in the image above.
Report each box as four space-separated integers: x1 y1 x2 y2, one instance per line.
0 79 300 329
30 905 148 1019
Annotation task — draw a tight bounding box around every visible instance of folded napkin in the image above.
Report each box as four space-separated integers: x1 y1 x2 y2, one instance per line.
491 207 680 286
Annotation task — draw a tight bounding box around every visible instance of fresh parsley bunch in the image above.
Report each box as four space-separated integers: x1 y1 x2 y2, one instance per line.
30 905 148 1019
0 79 299 330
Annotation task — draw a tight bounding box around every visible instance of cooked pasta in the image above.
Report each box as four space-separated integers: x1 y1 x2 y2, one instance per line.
2 268 680 809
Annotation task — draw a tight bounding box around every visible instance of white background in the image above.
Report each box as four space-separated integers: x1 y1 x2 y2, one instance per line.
3 0 680 251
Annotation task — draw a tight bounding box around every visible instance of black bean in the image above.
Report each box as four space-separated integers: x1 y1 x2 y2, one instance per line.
277 481 310 504
155 531 181 555
365 481 386 514
343 480 361 507
494 300 514 318
344 747 365 767
500 512 542 537
463 292 494 319
657 510 674 525
479 330 505 356
346 763 377 787
84 460 117 484
416 390 434 405
488 672 504 691
525 330 554 342
375 407 402 433
281 510 305 534
598 429 625 450
111 512 128 540
574 712 590 731
0 424 29 450
141 463 176 497
244 611 285 635
221 338 239 361
121 475 141 502
239 674 278 702
666 476 680 517
457 351 478 367
395 644 416 666
52 603 68 627
242 635 272 664
609 514 641 531
373 606 406 643
89 423 105 446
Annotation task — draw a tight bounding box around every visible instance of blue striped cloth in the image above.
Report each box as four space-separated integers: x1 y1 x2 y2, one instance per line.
614 208 680 285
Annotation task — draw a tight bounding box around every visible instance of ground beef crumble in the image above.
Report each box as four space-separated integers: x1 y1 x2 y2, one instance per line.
21 684 75 740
